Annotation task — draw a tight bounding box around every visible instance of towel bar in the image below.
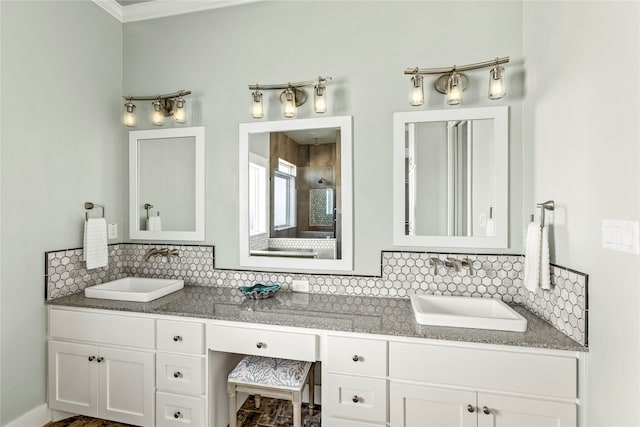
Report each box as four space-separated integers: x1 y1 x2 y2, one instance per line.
84 202 105 221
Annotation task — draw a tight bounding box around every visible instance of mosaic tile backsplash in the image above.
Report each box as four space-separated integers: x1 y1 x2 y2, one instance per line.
45 245 588 346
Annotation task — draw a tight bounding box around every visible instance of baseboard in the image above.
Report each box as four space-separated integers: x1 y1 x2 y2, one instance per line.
5 404 50 427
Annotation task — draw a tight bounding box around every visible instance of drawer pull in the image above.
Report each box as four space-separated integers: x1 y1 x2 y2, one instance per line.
482 406 491 415
173 371 183 379
467 404 475 413
256 342 265 349
174 411 182 419
96 357 104 363
173 335 183 342
352 355 360 362
88 356 96 362
352 395 360 403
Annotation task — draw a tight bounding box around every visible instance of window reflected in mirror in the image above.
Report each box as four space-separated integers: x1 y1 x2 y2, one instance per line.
248 128 341 260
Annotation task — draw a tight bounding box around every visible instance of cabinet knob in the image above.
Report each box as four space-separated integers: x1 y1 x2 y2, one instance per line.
173 335 183 342
352 395 360 403
88 356 96 362
96 357 104 363
352 355 360 362
174 411 182 419
173 371 183 379
482 406 491 415
256 342 264 349
467 404 475 413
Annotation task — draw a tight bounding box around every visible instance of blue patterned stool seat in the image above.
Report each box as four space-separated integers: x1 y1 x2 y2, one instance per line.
227 355 315 427
228 355 312 390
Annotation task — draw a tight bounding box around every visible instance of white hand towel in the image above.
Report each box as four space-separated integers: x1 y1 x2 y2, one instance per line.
147 216 162 231
540 225 551 290
83 218 108 270
523 222 541 292
524 222 552 291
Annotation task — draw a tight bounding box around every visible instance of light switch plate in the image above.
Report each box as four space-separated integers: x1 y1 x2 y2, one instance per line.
291 279 310 293
602 219 639 254
108 223 118 240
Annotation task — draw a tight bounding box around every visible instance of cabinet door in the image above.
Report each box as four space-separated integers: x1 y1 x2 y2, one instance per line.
98 347 155 427
477 393 576 427
390 382 477 427
48 341 98 416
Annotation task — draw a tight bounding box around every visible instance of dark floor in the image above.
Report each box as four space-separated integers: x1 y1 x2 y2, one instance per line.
44 396 321 427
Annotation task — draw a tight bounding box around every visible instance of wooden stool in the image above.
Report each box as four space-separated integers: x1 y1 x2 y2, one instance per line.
227 355 315 427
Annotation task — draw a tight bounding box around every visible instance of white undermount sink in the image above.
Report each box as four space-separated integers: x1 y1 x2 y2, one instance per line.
410 294 527 332
84 277 184 302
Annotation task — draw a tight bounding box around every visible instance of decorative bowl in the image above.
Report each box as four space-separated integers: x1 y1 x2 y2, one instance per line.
239 284 280 300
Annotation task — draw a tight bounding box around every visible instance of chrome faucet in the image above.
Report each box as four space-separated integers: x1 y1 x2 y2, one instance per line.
461 258 476 276
429 257 442 275
444 257 462 272
144 247 179 262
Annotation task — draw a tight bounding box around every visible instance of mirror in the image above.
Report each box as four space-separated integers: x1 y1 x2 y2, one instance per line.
129 127 205 241
239 116 353 271
393 106 508 248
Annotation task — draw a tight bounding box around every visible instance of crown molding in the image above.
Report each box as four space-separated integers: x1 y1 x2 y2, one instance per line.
93 0 263 23
92 0 124 22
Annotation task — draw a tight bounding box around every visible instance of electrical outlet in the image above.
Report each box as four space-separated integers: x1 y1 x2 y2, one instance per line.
108 223 118 239
291 279 310 293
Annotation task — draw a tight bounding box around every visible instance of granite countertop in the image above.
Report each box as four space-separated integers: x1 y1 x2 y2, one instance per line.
47 285 586 352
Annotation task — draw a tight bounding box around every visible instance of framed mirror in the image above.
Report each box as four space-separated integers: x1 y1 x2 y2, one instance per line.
393 106 508 248
239 116 353 271
129 126 205 241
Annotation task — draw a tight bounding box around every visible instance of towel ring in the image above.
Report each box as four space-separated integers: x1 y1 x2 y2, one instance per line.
85 202 105 221
536 200 554 229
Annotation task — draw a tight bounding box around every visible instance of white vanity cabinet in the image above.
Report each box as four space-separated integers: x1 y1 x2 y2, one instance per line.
155 319 207 427
388 341 578 427
48 309 155 426
323 335 388 426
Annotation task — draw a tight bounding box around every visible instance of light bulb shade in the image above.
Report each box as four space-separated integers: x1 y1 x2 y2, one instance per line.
173 97 187 124
447 72 462 105
123 101 136 127
283 88 297 118
488 66 506 99
410 74 424 106
314 84 327 114
151 99 164 126
251 90 264 119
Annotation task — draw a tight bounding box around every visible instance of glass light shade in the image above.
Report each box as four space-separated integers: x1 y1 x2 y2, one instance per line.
410 74 424 106
488 66 506 99
151 100 164 126
314 84 327 114
251 91 264 119
173 97 187 124
283 89 296 118
447 73 462 105
123 102 136 127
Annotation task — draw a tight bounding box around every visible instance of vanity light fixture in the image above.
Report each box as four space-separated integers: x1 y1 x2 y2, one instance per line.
248 76 332 119
405 57 509 106
122 90 191 127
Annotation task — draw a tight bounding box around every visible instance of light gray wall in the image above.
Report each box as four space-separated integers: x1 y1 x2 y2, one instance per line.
523 2 640 425
123 1 524 274
0 1 123 424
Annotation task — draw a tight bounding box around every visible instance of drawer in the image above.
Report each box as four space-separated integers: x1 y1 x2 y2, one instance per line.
389 341 577 399
208 324 317 361
156 392 205 427
49 308 155 349
324 373 387 423
325 418 386 427
157 353 205 396
157 320 205 355
326 335 387 376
